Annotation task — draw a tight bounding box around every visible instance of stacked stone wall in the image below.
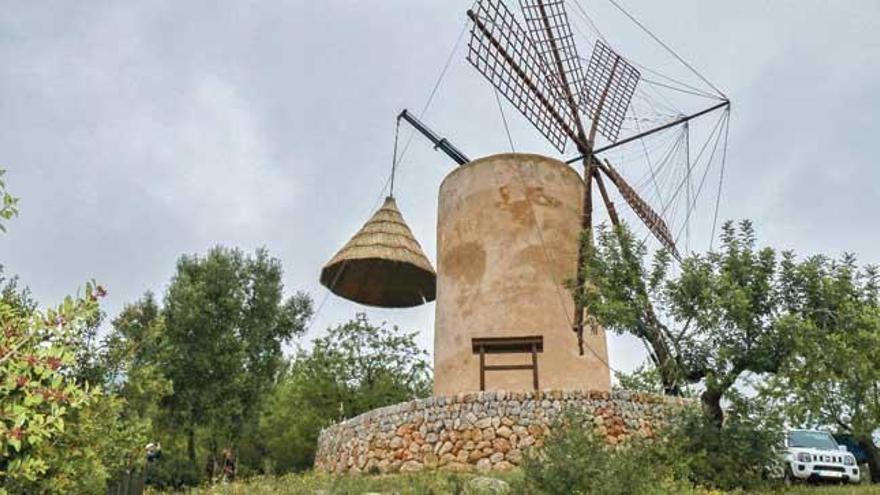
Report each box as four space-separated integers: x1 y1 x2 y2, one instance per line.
315 389 687 474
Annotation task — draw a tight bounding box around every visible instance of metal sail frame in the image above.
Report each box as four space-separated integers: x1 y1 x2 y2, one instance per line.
466 0 729 354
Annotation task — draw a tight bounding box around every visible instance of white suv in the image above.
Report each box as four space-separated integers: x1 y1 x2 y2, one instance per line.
783 429 860 484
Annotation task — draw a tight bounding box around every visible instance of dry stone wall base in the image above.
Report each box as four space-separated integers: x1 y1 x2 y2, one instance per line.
314 389 687 474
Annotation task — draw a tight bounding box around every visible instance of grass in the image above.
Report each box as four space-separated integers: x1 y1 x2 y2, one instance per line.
765 486 880 495
160 471 880 495
159 471 519 494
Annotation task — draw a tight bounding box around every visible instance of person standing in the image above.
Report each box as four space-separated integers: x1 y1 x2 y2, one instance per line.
221 448 236 483
144 442 162 486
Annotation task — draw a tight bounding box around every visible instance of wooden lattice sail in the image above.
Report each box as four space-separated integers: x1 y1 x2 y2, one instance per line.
320 196 436 308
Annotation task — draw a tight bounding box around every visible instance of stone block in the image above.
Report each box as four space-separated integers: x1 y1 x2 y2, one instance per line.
314 389 689 474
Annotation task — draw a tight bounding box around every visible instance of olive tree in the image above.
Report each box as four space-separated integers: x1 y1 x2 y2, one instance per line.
580 220 800 425
761 254 880 481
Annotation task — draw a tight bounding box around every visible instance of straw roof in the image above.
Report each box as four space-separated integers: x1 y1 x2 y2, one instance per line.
320 196 436 308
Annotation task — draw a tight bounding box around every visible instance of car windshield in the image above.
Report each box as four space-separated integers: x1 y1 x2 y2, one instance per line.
789 431 839 450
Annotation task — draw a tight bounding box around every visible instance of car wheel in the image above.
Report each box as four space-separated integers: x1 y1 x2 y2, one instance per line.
783 467 794 486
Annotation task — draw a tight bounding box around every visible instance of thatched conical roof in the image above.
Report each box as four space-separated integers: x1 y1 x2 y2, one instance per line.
320 196 436 308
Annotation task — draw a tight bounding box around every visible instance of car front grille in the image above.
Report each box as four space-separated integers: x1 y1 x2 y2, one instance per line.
814 464 846 473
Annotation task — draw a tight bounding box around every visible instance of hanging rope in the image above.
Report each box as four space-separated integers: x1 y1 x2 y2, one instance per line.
631 61 723 101
710 106 731 250
493 87 516 152
571 0 609 44
395 20 469 168
642 77 723 100
673 110 728 247
306 21 468 337
389 116 402 197
632 107 666 210
605 0 727 99
684 121 691 252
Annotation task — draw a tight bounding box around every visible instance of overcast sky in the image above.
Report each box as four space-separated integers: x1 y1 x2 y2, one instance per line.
1 1 878 376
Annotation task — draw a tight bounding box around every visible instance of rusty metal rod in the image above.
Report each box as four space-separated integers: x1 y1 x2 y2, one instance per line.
565 100 729 163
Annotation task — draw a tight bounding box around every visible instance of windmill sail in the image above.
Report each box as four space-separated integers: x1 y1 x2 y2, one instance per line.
519 0 587 111
467 0 580 152
583 40 640 143
599 160 680 259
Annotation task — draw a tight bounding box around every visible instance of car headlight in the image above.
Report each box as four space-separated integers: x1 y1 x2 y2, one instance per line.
844 455 855 466
797 452 812 463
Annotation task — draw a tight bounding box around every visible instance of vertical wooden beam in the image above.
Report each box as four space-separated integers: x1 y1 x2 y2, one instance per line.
479 345 486 391
531 343 539 390
593 167 620 226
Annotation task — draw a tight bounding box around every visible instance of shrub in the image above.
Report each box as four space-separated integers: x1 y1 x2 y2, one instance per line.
518 410 693 495
0 283 105 490
668 408 781 491
519 406 781 494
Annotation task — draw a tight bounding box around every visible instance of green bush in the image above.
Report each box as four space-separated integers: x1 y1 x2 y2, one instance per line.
668 408 781 491
156 472 512 495
518 411 694 495
519 407 782 494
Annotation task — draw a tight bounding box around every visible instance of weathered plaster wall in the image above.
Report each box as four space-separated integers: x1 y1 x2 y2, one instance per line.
434 153 610 394
314 389 686 474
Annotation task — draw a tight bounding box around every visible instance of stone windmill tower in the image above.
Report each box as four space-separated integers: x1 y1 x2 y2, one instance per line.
432 152 610 394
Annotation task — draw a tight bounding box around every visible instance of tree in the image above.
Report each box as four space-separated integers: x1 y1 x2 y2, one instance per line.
761 254 880 481
255 314 431 472
613 362 670 396
158 247 312 476
24 391 149 494
0 280 105 490
581 221 799 425
0 176 146 494
102 293 172 422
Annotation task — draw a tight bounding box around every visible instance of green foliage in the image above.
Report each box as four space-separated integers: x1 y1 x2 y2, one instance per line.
304 313 432 414
89 247 313 486
0 281 104 490
255 314 432 472
586 219 880 482
24 391 149 494
157 471 521 495
103 293 172 423
0 276 148 494
95 250 434 486
519 410 693 495
0 182 146 493
157 470 880 495
0 170 18 233
760 253 880 480
667 408 781 491
0 268 34 315
614 361 675 396
157 246 312 474
582 221 801 424
520 407 780 494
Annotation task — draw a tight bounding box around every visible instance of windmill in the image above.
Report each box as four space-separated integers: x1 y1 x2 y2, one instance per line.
465 0 730 353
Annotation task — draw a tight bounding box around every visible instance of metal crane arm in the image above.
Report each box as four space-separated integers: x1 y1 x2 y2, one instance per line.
397 109 470 165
